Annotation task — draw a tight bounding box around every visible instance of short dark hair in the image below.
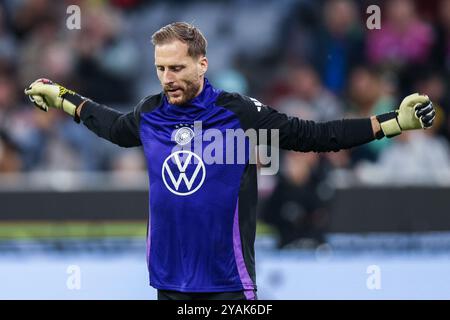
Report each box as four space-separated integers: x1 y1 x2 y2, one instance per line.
151 22 207 58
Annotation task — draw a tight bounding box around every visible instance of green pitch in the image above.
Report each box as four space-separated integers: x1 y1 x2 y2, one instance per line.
0 220 274 239
0 221 147 239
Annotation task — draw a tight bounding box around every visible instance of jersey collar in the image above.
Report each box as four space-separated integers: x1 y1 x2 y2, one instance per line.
164 78 222 113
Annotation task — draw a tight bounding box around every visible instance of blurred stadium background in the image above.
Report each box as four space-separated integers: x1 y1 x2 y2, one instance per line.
1 0 450 299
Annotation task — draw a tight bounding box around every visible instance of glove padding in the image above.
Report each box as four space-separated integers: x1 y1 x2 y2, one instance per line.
414 100 435 129
24 78 86 123
376 93 435 138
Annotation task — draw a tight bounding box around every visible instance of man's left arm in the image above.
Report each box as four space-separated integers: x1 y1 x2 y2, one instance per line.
249 93 435 152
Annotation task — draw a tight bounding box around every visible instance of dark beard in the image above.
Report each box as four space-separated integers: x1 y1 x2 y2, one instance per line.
165 80 201 105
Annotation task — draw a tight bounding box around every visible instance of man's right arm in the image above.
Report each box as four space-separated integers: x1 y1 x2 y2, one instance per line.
77 100 141 148
25 79 142 148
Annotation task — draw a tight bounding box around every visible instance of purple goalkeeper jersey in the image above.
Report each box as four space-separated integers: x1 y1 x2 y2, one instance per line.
79 78 375 292
140 80 255 292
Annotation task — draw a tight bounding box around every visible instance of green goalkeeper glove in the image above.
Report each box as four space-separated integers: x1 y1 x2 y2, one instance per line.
376 93 435 138
24 78 87 123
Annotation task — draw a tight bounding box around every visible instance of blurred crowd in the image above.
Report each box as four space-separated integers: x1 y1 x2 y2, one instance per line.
0 0 450 246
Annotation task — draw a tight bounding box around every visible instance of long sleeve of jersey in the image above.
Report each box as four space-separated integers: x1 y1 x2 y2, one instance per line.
80 100 142 147
216 93 376 152
256 105 375 152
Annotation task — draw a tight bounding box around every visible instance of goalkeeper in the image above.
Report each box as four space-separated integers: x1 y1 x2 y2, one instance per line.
24 22 435 300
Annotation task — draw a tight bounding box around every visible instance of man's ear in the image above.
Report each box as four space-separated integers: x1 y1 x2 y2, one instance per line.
199 56 208 76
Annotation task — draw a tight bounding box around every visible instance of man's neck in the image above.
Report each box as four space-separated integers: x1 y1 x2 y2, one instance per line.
194 77 205 98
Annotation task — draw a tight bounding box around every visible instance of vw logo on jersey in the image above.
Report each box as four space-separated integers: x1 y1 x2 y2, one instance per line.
162 150 206 196
174 127 194 146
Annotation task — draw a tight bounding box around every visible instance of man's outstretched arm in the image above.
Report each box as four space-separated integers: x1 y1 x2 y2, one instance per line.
77 99 141 148
243 93 435 152
25 78 141 147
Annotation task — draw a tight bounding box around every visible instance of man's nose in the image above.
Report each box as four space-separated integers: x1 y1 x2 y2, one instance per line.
163 71 176 84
